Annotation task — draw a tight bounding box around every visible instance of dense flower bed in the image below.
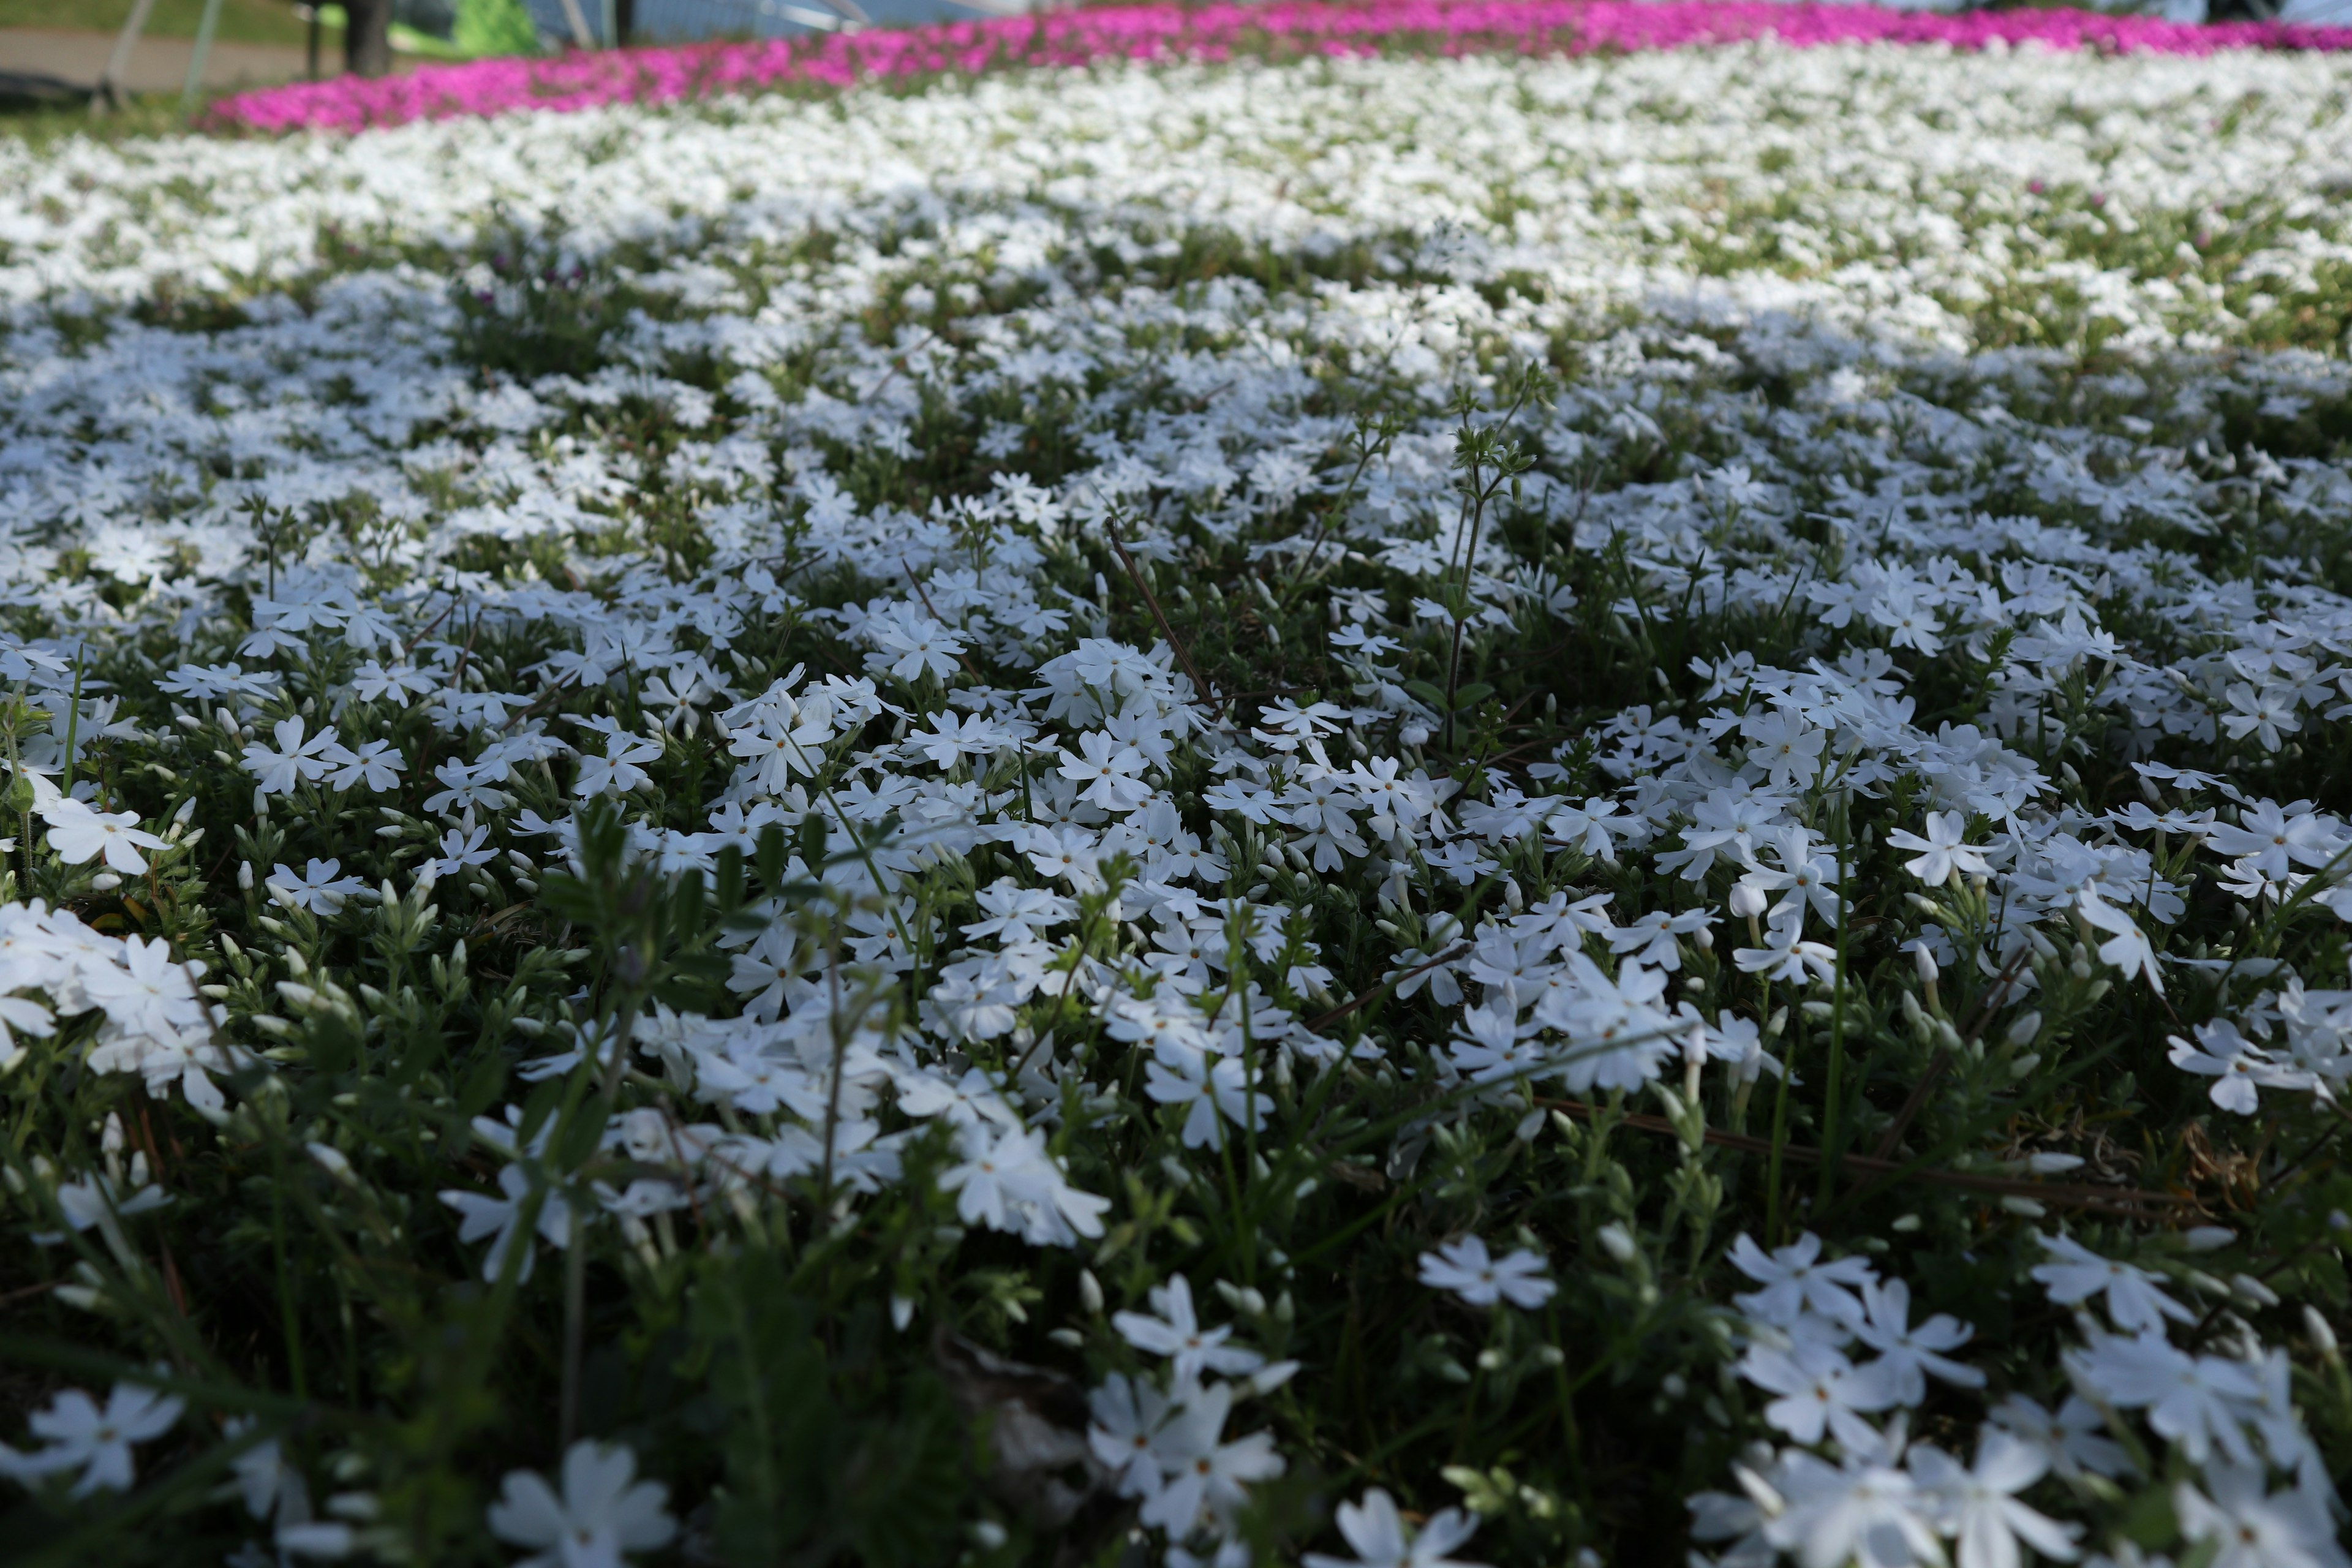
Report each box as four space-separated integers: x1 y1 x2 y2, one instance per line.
207 0 2352 131
2 29 2351 1568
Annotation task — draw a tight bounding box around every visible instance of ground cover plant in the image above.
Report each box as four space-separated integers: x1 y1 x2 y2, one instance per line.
0 10 2350 1565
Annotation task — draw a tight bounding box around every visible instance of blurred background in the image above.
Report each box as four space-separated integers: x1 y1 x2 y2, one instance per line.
2 0 2344 108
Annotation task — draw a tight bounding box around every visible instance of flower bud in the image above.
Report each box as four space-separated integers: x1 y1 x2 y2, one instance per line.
2306 1305 2340 1360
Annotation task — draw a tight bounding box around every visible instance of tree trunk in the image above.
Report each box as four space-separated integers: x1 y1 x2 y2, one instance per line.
345 0 393 77
615 0 634 44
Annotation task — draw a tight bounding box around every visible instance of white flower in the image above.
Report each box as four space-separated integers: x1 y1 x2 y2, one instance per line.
2076 889 2162 994
423 821 499 881
439 1164 573 1282
2063 1330 2259 1466
1114 1274 1266 1382
937 1124 1107 1247
1984 1393 2132 1483
1911 1430 2079 1568
2205 799 2340 880
488 1440 677 1568
267 858 368 915
1417 1235 1555 1310
325 737 406 794
53 1170 171 1234
2166 1020 2303 1114
1134 1379 1284 1537
0 1379 183 1497
78 935 209 1040
1738 1343 1899 1450
909 709 1016 768
1058 729 1155 813
41 798 164 874
573 732 664 797
1852 1279 1984 1405
1143 1048 1270 1152
1303 1488 1488 1568
1732 909 1838 986
867 614 965 684
1765 1447 1942 1568
2218 684 2301 752
1729 1232 1875 1327
2028 1235 2191 1333
241 717 350 797
2174 1463 2350 1568
1087 1371 1180 1499
1885 812 1989 887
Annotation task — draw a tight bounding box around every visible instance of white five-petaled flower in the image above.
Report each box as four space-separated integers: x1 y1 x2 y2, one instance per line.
266 858 368 915
1113 1273 1266 1381
488 1439 677 1568
1852 1278 1985 1404
2174 1461 2350 1568
241 716 349 797
439 1163 573 1283
1764 1446 1943 1568
2166 1019 2303 1115
1417 1235 1555 1310
2204 798 2343 881
0 1379 183 1498
1303 1488 1489 1568
1058 729 1154 813
573 731 664 798
78 933 208 1039
1134 1379 1285 1537
1728 1231 1875 1327
2064 1329 2260 1465
2077 888 2163 993
2028 1233 2192 1333
1087 1371 1181 1500
937 1123 1109 1248
1885 811 1991 887
40 797 165 874
1910 1430 2081 1568
423 821 499 882
1739 1342 1898 1450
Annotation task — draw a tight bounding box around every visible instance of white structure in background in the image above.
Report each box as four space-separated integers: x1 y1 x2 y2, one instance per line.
521 0 1036 42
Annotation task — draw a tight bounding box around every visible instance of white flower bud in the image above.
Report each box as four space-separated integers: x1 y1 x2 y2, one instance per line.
2306 1305 2340 1360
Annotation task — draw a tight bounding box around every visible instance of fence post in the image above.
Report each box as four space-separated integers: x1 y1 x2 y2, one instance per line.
92 0 161 113
558 0 598 47
181 0 227 115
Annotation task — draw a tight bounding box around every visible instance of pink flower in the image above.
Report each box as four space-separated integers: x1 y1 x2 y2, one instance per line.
211 1 2352 136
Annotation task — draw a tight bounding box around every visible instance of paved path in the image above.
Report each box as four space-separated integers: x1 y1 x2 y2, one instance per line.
0 26 324 102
